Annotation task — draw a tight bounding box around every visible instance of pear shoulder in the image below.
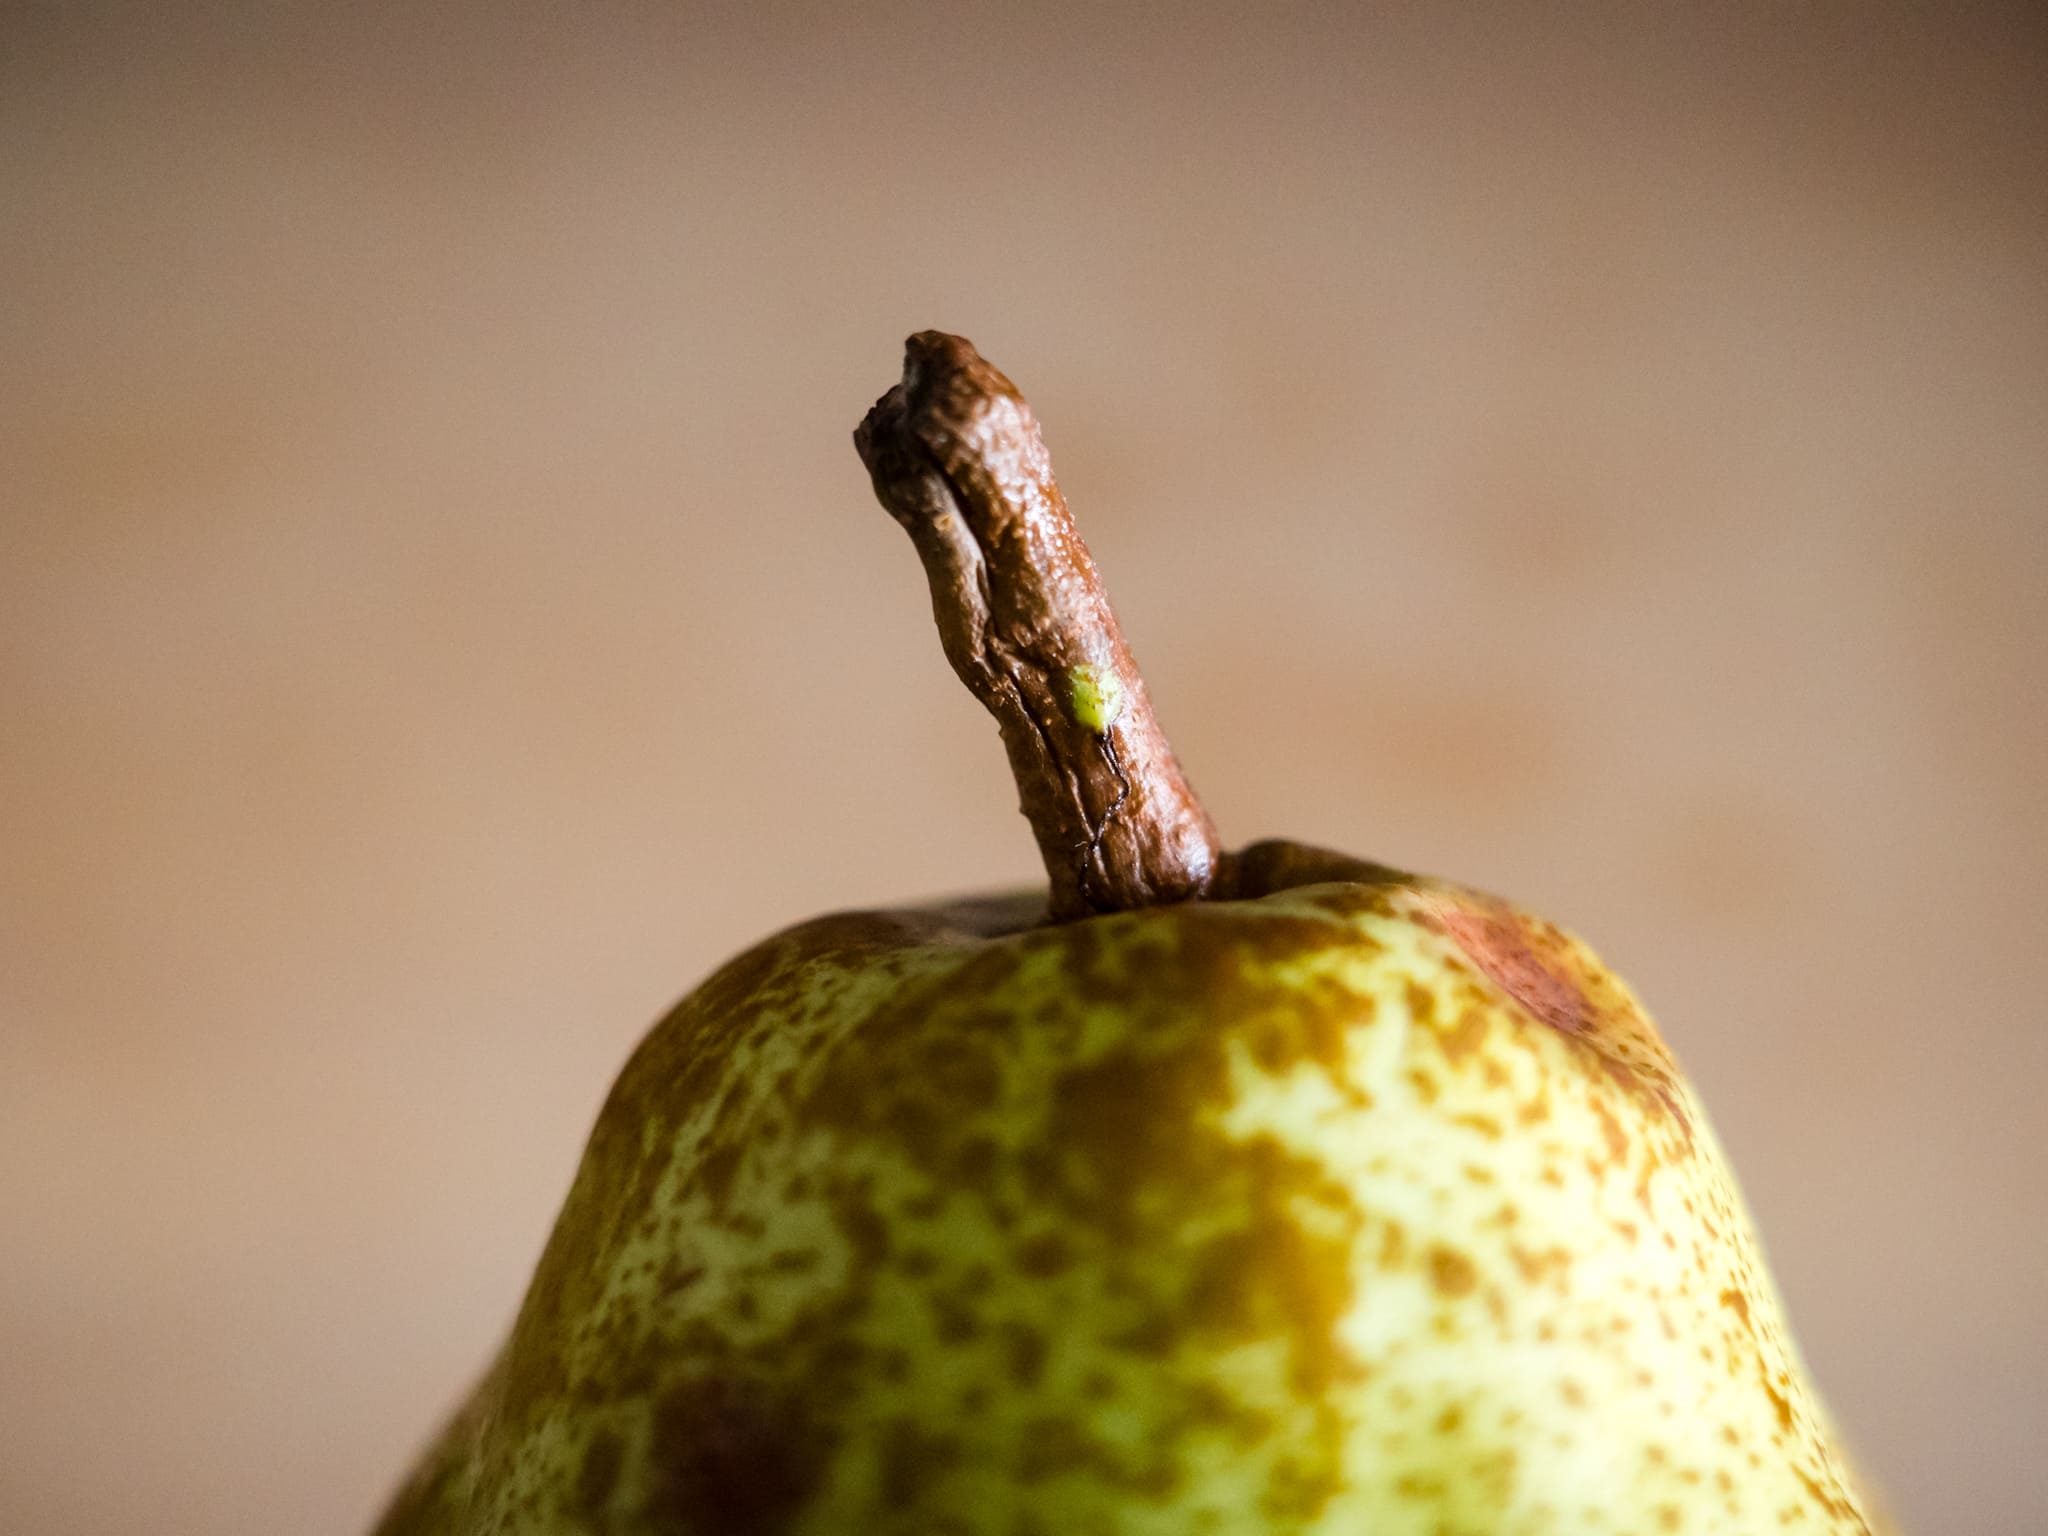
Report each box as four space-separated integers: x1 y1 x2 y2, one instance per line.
376 843 1885 1536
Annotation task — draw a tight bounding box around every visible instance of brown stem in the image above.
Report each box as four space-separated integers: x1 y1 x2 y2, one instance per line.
855 331 1223 920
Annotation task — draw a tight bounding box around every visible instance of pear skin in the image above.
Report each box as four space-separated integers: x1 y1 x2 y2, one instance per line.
376 850 1882 1534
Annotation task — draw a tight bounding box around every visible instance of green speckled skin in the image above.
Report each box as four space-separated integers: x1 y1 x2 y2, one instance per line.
375 845 1883 1535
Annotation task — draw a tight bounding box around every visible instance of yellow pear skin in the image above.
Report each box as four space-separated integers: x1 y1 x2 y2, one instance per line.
376 848 1881 1535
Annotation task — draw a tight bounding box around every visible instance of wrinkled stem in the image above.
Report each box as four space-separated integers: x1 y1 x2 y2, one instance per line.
854 331 1222 920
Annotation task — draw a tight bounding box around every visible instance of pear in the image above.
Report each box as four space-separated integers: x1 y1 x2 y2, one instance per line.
374 333 1891 1535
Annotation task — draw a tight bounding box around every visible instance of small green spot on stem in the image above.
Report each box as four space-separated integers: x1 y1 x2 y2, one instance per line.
1067 663 1126 734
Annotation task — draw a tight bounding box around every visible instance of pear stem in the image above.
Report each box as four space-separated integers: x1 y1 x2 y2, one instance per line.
855 331 1223 920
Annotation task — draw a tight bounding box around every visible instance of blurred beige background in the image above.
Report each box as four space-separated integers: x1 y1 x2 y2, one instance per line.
3 4 2044 1532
